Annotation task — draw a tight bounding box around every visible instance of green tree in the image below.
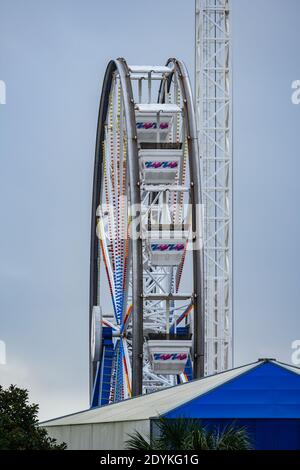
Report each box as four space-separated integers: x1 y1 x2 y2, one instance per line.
0 385 66 450
126 417 252 450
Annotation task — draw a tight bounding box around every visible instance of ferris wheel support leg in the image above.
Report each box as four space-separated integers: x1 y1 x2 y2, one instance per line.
131 247 143 396
191 185 205 378
117 59 144 396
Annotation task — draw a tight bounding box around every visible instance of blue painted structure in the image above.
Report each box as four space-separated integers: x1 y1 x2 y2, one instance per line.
92 327 114 407
162 361 300 449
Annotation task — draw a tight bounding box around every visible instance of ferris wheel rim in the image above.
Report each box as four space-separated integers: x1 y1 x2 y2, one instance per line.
166 57 205 378
89 58 143 398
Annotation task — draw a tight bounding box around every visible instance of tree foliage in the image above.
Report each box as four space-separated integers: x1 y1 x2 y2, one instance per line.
126 417 252 450
0 385 66 450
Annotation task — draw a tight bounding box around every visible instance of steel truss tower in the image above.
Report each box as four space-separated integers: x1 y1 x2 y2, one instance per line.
195 0 233 374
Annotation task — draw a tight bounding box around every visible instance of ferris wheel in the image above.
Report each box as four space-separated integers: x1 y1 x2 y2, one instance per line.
90 58 204 406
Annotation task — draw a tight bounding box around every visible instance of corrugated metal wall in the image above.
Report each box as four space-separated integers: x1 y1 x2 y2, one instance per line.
44 420 150 450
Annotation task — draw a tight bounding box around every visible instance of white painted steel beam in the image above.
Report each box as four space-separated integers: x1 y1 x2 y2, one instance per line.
195 0 233 374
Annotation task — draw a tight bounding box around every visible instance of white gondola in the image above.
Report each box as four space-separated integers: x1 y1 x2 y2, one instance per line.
144 224 189 266
135 112 174 143
147 339 192 375
139 148 182 184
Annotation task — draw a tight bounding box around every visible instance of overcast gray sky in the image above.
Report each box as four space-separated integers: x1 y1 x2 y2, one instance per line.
0 0 300 420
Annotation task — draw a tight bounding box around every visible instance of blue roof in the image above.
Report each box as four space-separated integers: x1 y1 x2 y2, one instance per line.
164 361 300 419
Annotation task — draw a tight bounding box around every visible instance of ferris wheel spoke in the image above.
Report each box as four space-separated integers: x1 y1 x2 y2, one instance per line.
102 318 119 331
120 304 132 335
122 338 132 398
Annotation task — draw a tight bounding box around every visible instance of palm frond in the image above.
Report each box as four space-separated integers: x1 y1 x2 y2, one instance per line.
156 417 195 450
125 431 152 450
188 425 210 450
213 424 252 450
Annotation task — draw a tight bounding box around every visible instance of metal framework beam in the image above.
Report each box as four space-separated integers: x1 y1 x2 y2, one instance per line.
195 0 233 374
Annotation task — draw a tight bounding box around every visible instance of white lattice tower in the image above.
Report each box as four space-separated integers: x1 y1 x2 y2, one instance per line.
195 0 233 374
